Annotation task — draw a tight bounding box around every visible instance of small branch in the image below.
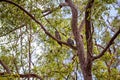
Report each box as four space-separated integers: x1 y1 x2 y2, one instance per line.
12 54 19 74
95 43 112 54
42 3 68 17
106 19 115 32
95 43 104 49
0 60 11 74
13 58 19 73
0 24 25 37
20 28 26 73
0 0 77 50
0 72 43 80
19 74 42 80
28 25 32 80
93 28 120 60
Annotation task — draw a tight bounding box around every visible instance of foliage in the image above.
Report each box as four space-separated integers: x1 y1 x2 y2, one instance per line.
0 73 20 80
0 0 120 80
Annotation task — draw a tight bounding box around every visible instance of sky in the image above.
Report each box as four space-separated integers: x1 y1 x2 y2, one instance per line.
117 0 120 6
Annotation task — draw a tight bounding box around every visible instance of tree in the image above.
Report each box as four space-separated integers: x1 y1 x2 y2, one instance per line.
0 0 120 80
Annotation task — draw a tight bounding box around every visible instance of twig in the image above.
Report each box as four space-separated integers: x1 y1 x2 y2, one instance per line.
0 24 25 37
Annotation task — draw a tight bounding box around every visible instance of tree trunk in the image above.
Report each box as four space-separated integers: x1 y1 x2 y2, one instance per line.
83 62 92 80
77 55 92 80
83 71 92 80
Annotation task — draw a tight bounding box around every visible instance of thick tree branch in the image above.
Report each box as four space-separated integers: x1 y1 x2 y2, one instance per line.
81 0 94 79
0 0 77 50
0 72 43 80
93 28 120 60
65 0 85 69
85 0 94 58
0 60 11 73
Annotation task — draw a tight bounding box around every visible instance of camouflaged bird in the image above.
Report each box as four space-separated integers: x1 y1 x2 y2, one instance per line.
67 38 74 46
55 30 62 46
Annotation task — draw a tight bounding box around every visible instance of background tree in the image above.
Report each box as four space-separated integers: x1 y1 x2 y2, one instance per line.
0 0 120 80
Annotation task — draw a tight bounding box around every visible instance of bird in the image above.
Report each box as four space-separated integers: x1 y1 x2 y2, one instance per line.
67 38 74 46
55 30 62 46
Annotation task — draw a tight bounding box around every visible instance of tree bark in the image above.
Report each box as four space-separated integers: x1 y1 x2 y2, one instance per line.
65 0 94 80
83 62 92 80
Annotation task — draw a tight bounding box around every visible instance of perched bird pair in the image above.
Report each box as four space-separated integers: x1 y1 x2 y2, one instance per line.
55 29 74 46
